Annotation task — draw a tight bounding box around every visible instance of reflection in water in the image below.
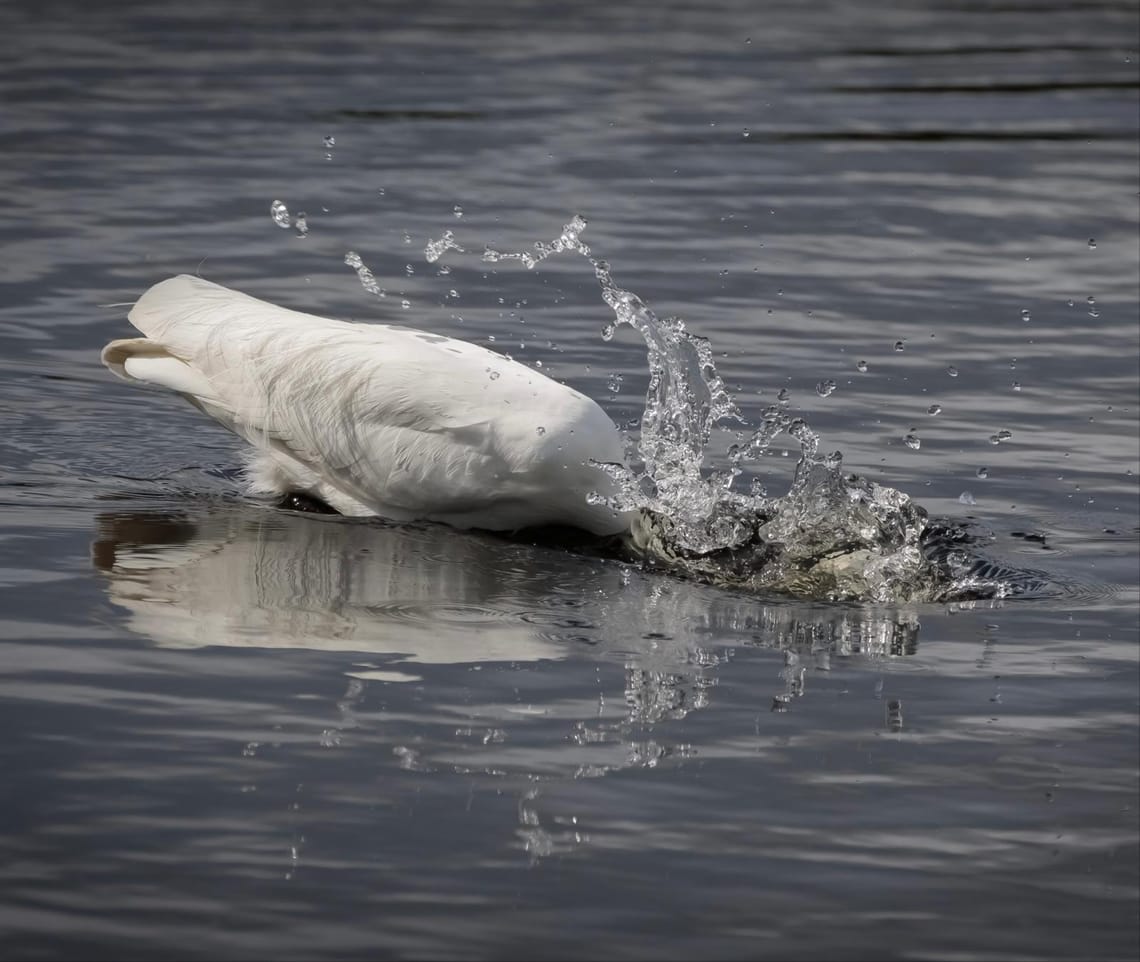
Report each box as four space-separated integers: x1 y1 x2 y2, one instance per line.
92 500 931 857
92 503 579 667
92 500 926 676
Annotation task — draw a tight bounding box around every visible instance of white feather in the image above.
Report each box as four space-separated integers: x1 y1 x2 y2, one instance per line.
102 275 633 535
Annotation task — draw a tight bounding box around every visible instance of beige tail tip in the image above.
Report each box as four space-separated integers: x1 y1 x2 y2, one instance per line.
101 338 170 382
101 337 218 401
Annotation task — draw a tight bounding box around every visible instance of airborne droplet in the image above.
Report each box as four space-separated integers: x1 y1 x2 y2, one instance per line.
270 199 291 229
815 379 836 397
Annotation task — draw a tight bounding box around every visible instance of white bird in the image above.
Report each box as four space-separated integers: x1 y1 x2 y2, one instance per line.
102 275 633 535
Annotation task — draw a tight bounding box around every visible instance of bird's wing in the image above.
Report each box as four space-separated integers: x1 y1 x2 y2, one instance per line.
103 275 626 527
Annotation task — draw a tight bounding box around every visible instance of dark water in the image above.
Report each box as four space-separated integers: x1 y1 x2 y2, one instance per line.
1 1 1138 959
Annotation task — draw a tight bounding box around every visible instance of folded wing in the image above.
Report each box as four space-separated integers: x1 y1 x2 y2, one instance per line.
102 275 631 534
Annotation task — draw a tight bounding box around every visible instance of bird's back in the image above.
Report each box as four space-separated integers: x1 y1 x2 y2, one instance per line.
102 275 632 535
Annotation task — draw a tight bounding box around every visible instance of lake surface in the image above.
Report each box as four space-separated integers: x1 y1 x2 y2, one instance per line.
1 0 1137 959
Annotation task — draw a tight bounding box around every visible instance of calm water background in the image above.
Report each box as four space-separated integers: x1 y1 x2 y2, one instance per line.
1 0 1138 959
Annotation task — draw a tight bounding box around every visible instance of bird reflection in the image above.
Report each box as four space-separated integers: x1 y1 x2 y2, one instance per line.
92 499 923 698
93 500 927 860
92 502 579 665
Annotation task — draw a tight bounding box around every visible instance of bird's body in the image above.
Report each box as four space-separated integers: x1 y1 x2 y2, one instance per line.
102 275 632 535
98 276 1021 603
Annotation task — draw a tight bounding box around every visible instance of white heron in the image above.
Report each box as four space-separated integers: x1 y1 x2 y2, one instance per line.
100 275 986 602
102 274 633 535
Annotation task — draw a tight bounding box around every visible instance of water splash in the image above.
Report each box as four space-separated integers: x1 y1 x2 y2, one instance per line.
270 200 308 237
344 250 386 298
475 216 983 601
425 230 464 263
435 215 1021 602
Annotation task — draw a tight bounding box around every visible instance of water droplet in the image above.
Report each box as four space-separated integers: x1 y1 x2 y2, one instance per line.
1020 308 1031 322
988 429 1013 445
856 360 868 373
927 403 942 415
903 432 921 450
1012 381 1021 391
293 212 308 237
1088 238 1097 249
815 379 836 397
535 426 546 436
947 365 959 377
270 199 291 229
959 491 977 505
453 205 464 219
344 250 385 297
322 135 336 148
894 340 905 352
976 467 988 479
607 373 624 394
601 323 615 342
400 299 411 310
487 369 500 380
777 388 791 404
742 128 751 139
1087 295 1096 305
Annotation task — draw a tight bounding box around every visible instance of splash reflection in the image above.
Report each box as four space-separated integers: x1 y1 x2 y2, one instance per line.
92 501 930 858
92 501 925 671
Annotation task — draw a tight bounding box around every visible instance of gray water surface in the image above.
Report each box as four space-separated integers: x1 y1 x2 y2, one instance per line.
1 1 1138 959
